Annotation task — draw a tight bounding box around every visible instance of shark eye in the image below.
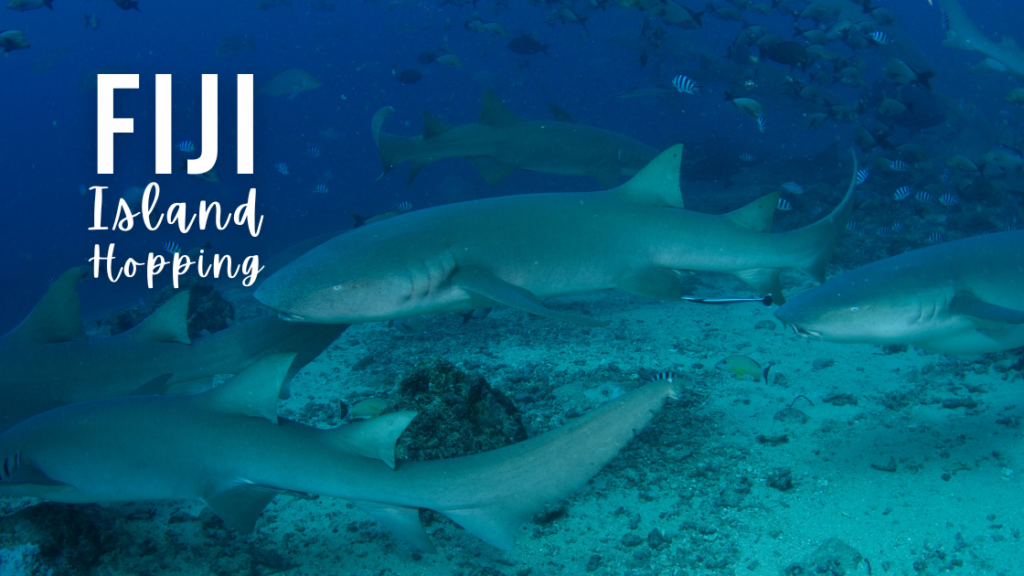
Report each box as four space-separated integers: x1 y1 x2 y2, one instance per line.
333 285 342 291
850 307 859 312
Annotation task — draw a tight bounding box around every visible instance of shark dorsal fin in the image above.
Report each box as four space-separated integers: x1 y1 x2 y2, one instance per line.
614 144 685 208
3 267 87 344
724 190 778 230
422 111 452 138
198 352 296 423
324 411 417 469
478 90 521 126
724 192 779 233
125 291 192 344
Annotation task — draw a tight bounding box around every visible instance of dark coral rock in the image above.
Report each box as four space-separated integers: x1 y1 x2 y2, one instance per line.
103 277 234 340
391 358 527 461
0 503 126 576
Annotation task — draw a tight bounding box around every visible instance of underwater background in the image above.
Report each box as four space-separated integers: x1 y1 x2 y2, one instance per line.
1 0 1023 574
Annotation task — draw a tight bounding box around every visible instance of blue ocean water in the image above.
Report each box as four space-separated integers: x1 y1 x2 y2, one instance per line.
0 0 1019 330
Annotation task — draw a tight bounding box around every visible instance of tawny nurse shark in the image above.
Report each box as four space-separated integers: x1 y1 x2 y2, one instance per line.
0 353 680 552
373 90 658 189
774 231 1024 354
939 0 1024 79
0 267 346 432
255 145 859 327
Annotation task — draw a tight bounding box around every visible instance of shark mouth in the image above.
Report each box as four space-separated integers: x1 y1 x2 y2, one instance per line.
276 312 306 322
787 324 822 339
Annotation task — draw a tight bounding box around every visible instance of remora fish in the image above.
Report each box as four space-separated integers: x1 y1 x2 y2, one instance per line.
372 90 658 189
939 0 1024 79
255 145 859 327
0 353 681 552
774 231 1024 354
0 268 346 432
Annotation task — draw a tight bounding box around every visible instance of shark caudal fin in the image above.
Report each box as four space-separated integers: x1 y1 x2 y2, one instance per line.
371 106 425 184
2 267 88 344
721 151 857 304
430 378 681 551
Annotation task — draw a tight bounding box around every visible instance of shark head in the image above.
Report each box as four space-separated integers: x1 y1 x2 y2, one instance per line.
255 230 450 324
773 270 953 345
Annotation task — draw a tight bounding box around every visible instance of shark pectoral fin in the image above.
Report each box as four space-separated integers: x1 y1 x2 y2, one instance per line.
724 192 779 233
614 144 685 208
478 90 522 126
950 294 1024 324
198 352 297 423
204 483 282 534
422 111 453 138
125 291 192 344
350 500 436 553
453 267 610 327
589 157 621 190
129 373 174 396
733 269 784 304
370 106 395 150
4 266 87 344
325 411 417 469
468 156 518 185
619 268 683 299
442 507 527 551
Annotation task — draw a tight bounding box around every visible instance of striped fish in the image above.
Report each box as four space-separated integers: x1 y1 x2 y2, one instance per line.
889 160 909 171
893 186 912 200
938 193 960 207
776 198 792 211
740 153 755 162
855 169 869 185
672 75 701 95
177 140 195 153
914 191 933 203
647 372 677 382
927 232 943 243
395 201 413 211
869 31 888 45
163 241 181 254
940 172 951 184
306 146 321 158
940 9 949 31
312 184 329 194
846 221 859 232
890 221 904 233
756 114 767 133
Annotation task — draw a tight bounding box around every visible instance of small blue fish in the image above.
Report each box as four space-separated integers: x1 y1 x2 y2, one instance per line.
394 201 413 211
274 162 289 175
756 114 767 133
894 186 912 200
846 221 859 232
177 140 195 153
672 75 701 95
941 9 949 31
889 160 909 172
306 145 321 158
890 221 904 233
938 193 960 207
781 181 803 195
163 241 181 254
927 231 943 243
856 169 869 185
312 184 329 194
809 205 824 216
869 31 888 45
776 198 792 211
322 169 334 180
914 190 933 203
740 153 755 162
940 172 951 184
876 226 889 236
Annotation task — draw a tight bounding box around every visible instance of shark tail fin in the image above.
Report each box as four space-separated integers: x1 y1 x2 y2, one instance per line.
779 149 860 292
125 291 192 345
434 379 682 550
371 106 425 183
3 267 88 344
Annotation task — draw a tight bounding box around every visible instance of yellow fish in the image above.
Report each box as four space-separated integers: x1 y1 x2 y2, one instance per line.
346 397 387 420
716 355 770 384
